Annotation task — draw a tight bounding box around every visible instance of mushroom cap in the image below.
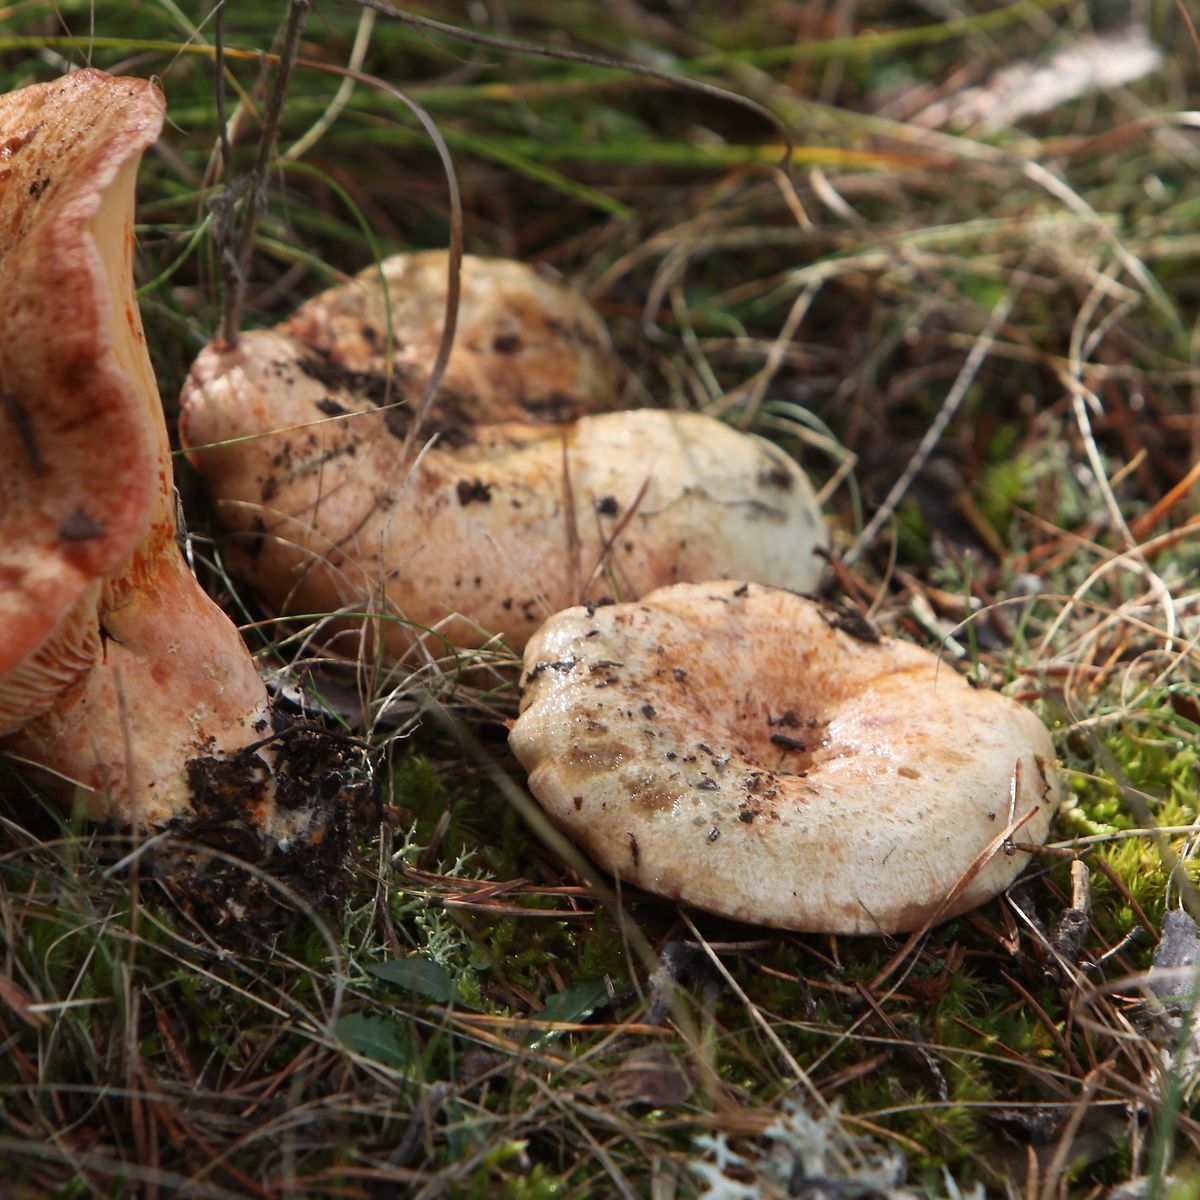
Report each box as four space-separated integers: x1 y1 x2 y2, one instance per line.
0 69 275 819
509 581 1060 935
0 71 369 824
181 323 828 655
282 251 623 425
0 70 164 731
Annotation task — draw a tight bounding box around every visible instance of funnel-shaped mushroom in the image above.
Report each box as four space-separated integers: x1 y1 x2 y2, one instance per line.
0 71 374 919
509 581 1059 934
180 256 829 657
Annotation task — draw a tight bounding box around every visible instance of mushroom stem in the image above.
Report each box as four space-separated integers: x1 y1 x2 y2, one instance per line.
13 546 276 826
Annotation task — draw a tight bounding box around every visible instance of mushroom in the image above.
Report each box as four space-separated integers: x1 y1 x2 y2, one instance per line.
179 257 829 659
0 70 374 919
508 580 1059 934
280 251 624 425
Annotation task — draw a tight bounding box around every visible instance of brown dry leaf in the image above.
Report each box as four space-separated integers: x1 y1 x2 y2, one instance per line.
602 1046 695 1107
0 973 48 1029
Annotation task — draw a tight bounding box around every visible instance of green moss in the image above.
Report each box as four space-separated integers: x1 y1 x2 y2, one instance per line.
895 497 934 566
1166 1176 1200 1200
976 455 1035 541
452 1143 567 1200
576 908 630 981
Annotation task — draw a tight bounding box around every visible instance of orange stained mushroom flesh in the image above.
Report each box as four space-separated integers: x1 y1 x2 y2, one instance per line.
180 254 829 659
0 71 374 921
509 581 1060 935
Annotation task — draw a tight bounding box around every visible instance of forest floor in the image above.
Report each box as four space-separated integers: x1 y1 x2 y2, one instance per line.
2 1 1200 1196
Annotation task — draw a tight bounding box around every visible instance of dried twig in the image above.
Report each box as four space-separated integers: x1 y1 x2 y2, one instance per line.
845 259 1033 566
220 0 310 347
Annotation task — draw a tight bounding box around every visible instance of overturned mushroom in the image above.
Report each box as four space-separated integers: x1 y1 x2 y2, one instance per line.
509 581 1059 935
0 71 374 920
180 257 829 658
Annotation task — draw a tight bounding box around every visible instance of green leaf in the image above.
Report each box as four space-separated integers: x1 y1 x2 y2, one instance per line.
335 1013 413 1069
528 980 609 1048
368 956 459 1004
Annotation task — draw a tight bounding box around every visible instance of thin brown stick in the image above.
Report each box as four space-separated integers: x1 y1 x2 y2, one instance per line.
1000 970 1080 1074
211 0 232 175
1175 0 1200 61
1039 1069 1103 1200
870 804 1041 991
560 435 582 604
581 475 651 600
221 0 310 347
1128 458 1200 541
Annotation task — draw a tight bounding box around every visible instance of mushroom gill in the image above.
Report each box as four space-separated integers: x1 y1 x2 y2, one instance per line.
0 71 375 924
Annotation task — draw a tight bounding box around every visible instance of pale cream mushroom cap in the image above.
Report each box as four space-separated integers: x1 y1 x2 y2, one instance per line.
181 289 828 657
0 73 372 880
509 581 1060 935
282 251 623 425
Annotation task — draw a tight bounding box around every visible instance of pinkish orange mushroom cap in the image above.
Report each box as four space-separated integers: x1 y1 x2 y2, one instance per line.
0 70 161 733
0 71 374 923
509 581 1060 935
179 255 830 660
